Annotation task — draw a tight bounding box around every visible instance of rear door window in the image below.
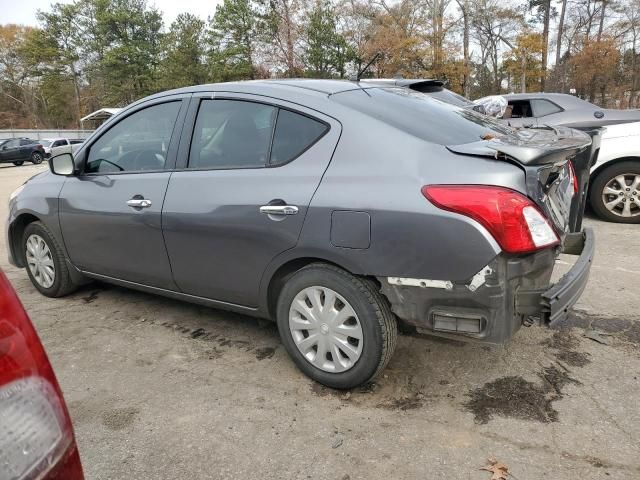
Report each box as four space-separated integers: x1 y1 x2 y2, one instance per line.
189 100 277 169
270 109 328 165
531 99 563 117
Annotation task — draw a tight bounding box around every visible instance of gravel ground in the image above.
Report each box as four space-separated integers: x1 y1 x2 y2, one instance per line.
2 163 639 479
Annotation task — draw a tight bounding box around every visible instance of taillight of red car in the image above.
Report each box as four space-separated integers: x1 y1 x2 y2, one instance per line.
422 185 560 254
0 270 83 480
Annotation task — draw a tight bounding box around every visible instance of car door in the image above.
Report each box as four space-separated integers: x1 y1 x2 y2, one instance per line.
59 96 189 289
529 98 565 126
50 139 68 157
504 100 538 127
0 139 20 162
162 93 341 306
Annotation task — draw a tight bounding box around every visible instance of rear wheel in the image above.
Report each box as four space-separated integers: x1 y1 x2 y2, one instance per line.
590 161 640 223
13 161 24 166
276 263 397 389
30 152 43 164
23 222 77 297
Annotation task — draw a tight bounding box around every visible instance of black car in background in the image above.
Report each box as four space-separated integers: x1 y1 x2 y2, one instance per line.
0 138 46 166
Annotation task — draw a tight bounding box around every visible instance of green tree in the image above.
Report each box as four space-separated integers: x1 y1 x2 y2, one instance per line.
94 0 164 105
303 0 354 78
207 0 258 81
158 13 207 89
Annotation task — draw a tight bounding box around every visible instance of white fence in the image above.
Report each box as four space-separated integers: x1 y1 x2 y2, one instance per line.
0 129 94 140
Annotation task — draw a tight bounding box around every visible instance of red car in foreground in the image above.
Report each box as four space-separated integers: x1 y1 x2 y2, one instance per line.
0 270 83 480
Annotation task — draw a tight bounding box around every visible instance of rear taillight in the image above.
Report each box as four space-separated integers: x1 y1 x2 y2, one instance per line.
0 271 83 480
422 185 560 254
35 144 43 149
568 160 579 195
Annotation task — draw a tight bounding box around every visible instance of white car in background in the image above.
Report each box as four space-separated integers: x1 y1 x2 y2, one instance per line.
41 138 85 159
589 122 640 223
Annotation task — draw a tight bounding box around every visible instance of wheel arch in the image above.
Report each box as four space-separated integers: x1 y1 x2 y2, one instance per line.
261 252 369 320
9 212 41 267
590 156 640 184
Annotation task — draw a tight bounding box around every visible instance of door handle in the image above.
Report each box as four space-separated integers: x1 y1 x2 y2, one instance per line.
127 198 152 208
259 205 298 216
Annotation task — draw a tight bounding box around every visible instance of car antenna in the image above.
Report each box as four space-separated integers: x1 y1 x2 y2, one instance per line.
350 52 383 82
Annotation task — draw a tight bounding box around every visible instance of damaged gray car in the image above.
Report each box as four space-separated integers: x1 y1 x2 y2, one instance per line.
7 80 594 388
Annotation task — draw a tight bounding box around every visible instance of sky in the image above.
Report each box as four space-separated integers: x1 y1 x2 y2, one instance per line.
0 0 223 27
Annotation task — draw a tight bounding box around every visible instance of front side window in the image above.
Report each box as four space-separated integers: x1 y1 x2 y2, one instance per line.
531 99 563 117
85 102 181 173
270 109 328 165
189 100 276 169
508 100 533 118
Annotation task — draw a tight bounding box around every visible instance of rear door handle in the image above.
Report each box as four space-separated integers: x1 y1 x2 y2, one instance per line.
259 205 298 216
127 198 152 209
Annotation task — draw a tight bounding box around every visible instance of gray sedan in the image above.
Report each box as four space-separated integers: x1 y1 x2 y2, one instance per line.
7 80 594 388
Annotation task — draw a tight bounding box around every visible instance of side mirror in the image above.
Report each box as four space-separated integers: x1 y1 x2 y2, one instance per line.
49 153 76 176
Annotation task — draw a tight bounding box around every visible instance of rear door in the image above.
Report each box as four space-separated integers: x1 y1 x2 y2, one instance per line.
162 93 340 306
59 95 189 289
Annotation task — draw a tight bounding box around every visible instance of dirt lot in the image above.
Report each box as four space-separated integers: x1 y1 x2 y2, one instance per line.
2 163 639 479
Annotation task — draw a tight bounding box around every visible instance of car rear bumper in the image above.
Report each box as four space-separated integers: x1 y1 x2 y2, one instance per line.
378 228 594 343
515 228 594 327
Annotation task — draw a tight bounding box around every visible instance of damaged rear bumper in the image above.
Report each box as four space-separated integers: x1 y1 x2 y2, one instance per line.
378 228 594 344
515 228 594 327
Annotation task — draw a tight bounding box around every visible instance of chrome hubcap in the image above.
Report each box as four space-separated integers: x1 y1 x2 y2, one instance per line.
26 234 55 288
602 173 640 218
289 286 363 373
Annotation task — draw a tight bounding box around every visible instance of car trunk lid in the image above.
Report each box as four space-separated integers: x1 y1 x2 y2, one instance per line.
446 126 593 238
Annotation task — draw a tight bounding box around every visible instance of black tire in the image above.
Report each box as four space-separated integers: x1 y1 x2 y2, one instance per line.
13 161 24 166
276 263 397 389
22 221 77 297
589 161 640 224
30 152 44 164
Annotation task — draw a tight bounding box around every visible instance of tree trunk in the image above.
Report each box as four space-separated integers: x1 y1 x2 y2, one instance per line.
462 0 470 97
521 53 527 93
541 0 551 91
597 0 607 41
555 0 567 91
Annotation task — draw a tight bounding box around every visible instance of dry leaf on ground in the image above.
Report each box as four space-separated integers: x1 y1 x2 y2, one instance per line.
480 457 509 480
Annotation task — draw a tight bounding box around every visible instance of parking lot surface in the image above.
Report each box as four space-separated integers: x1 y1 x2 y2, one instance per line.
2 163 639 479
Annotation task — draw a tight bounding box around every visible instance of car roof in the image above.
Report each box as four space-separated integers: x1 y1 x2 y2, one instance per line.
164 79 365 97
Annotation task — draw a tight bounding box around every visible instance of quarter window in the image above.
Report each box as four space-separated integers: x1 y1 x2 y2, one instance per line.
531 99 563 117
189 100 276 169
85 101 181 173
270 109 328 165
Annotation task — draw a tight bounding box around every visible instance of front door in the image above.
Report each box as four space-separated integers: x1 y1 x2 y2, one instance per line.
162 94 340 306
0 139 21 162
59 97 188 289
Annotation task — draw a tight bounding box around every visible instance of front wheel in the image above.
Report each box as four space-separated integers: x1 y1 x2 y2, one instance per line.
276 263 397 389
30 152 43 164
13 161 24 166
590 161 640 223
23 221 77 297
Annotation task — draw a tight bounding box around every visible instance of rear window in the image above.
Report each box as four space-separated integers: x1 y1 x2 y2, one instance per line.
420 88 473 107
332 87 514 145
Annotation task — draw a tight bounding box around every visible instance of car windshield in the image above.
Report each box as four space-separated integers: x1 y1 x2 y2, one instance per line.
40 140 53 147
332 87 515 146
